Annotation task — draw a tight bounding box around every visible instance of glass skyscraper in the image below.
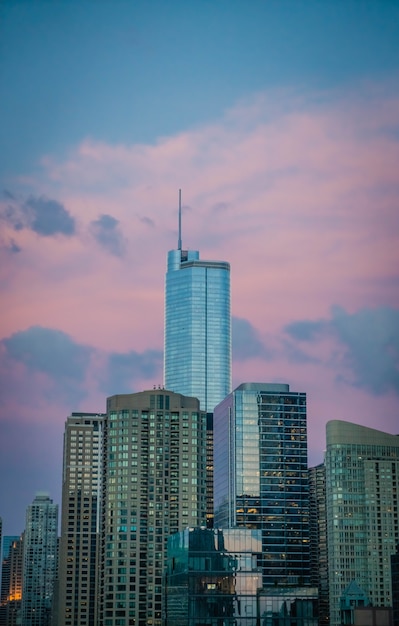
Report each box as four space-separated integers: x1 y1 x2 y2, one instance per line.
22 493 58 626
164 194 231 413
213 383 310 587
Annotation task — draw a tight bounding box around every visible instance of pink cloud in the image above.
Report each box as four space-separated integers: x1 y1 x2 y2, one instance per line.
1 78 398 467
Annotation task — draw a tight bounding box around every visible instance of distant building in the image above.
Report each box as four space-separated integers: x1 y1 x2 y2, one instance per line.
164 190 231 413
57 413 105 626
214 383 310 587
22 493 58 626
325 421 399 626
309 462 329 626
100 389 208 626
165 527 263 625
0 535 23 626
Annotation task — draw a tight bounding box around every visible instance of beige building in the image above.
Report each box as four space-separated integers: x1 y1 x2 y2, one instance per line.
58 413 105 626
326 421 399 626
100 389 207 626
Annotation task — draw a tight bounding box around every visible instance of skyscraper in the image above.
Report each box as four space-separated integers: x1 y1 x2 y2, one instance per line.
213 383 310 587
0 534 22 626
58 413 105 626
22 493 58 626
325 420 399 626
164 190 231 413
309 463 329 626
100 389 208 626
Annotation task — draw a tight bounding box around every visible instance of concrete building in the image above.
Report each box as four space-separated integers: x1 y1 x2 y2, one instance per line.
100 389 208 626
57 413 105 626
325 421 399 626
22 493 58 626
214 383 310 587
164 191 231 413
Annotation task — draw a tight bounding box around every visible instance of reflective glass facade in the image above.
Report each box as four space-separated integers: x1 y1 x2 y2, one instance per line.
166 527 263 625
164 248 231 413
325 421 399 626
214 383 309 587
308 463 329 626
22 494 58 626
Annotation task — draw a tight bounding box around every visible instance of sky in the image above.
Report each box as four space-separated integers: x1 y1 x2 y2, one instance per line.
0 0 399 535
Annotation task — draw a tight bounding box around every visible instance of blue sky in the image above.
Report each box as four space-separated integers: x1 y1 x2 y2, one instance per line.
2 1 398 176
1 0 399 534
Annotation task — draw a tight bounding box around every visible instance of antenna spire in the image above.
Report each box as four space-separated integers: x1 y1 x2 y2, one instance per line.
178 189 182 250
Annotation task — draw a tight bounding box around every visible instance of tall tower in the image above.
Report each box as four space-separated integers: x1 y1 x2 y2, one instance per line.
100 389 207 626
57 413 105 626
214 383 310 586
325 421 399 626
22 493 58 626
164 190 231 413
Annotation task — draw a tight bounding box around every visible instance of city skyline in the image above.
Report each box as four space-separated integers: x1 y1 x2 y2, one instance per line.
1 1 399 534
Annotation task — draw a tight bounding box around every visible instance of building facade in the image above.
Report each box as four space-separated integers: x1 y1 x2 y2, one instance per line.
58 413 105 626
391 544 399 626
0 535 23 626
22 493 58 626
100 389 208 626
164 197 231 413
308 463 329 626
325 421 399 626
213 383 310 587
165 527 263 625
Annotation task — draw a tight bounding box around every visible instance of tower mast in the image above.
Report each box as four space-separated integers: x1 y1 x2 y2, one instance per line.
178 189 182 250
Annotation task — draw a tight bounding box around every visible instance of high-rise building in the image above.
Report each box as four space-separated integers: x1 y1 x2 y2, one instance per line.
22 493 58 626
100 389 208 626
309 463 329 626
213 383 310 587
0 534 22 626
58 413 105 626
325 420 399 626
164 191 231 413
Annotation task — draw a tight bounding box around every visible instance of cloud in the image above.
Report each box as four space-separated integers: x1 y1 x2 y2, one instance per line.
138 215 155 228
331 306 399 395
282 338 322 365
102 349 163 395
1 326 93 406
284 307 399 395
284 319 327 341
90 213 126 257
0 235 21 254
24 196 76 236
211 201 231 213
0 193 76 238
232 316 273 361
3 326 92 379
